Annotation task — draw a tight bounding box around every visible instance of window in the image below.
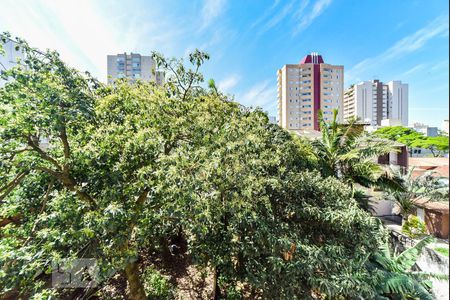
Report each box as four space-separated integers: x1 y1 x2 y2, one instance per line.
323 111 333 115
302 123 311 127
303 111 312 114
302 105 312 108
323 92 331 96
323 105 332 109
324 99 332 103
302 99 311 102
301 92 311 96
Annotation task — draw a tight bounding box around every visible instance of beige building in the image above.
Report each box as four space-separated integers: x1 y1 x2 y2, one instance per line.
277 52 344 131
344 80 408 126
107 52 164 84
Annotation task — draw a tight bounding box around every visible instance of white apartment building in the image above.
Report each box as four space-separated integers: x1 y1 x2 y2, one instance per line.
0 39 25 87
107 53 164 84
343 80 408 126
277 52 343 131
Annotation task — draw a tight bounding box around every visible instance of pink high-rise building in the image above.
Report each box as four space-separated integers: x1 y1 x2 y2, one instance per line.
277 52 343 131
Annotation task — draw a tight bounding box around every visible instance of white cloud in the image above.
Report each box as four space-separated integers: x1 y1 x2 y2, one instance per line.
399 64 425 77
258 0 297 34
251 0 282 28
294 0 332 35
0 0 191 81
200 0 227 30
218 74 241 92
348 15 449 80
240 80 277 110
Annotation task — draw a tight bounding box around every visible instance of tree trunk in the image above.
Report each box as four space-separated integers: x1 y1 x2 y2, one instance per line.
213 265 221 300
124 261 147 300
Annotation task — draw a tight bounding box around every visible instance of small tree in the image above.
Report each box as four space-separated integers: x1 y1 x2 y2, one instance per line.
310 110 402 191
385 168 449 220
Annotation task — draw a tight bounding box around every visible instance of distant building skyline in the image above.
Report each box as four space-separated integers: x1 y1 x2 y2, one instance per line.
277 52 344 131
412 122 439 137
107 52 164 84
343 79 408 126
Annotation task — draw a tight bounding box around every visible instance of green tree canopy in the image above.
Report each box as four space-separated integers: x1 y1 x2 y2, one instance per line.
1 33 386 299
374 126 449 157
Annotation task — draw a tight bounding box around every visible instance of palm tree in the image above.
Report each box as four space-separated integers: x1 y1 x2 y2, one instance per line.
386 168 449 220
368 236 448 299
310 109 402 191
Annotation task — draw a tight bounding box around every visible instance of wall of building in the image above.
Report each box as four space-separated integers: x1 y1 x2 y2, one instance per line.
107 52 161 84
277 53 343 132
344 80 408 126
387 80 408 126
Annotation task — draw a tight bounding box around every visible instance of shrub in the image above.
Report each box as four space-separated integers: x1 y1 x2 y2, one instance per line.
402 215 427 238
142 267 174 300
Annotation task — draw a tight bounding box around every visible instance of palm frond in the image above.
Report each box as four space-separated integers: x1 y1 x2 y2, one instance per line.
410 271 449 281
395 236 435 271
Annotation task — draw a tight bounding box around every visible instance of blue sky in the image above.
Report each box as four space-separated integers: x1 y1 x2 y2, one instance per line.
1 0 448 127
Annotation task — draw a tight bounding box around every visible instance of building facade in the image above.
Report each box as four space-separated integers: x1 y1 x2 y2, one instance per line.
0 39 25 88
107 53 164 84
412 123 439 137
343 80 408 126
277 52 344 131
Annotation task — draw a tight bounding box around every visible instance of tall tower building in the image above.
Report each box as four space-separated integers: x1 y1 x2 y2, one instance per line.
107 53 164 84
277 52 344 131
343 80 408 126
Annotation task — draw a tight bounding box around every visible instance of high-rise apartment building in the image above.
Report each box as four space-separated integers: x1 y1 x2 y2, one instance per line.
107 53 164 84
343 80 408 126
277 52 344 131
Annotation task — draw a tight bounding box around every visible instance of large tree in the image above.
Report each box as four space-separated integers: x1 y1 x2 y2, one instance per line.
374 126 449 157
1 34 385 299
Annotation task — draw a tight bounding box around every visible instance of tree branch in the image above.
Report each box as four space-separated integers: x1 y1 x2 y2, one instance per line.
26 135 62 170
0 171 29 201
59 125 71 172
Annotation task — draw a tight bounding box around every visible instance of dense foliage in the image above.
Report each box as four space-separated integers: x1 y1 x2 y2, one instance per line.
374 126 449 157
0 34 423 300
368 236 447 300
402 215 427 239
308 111 401 191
